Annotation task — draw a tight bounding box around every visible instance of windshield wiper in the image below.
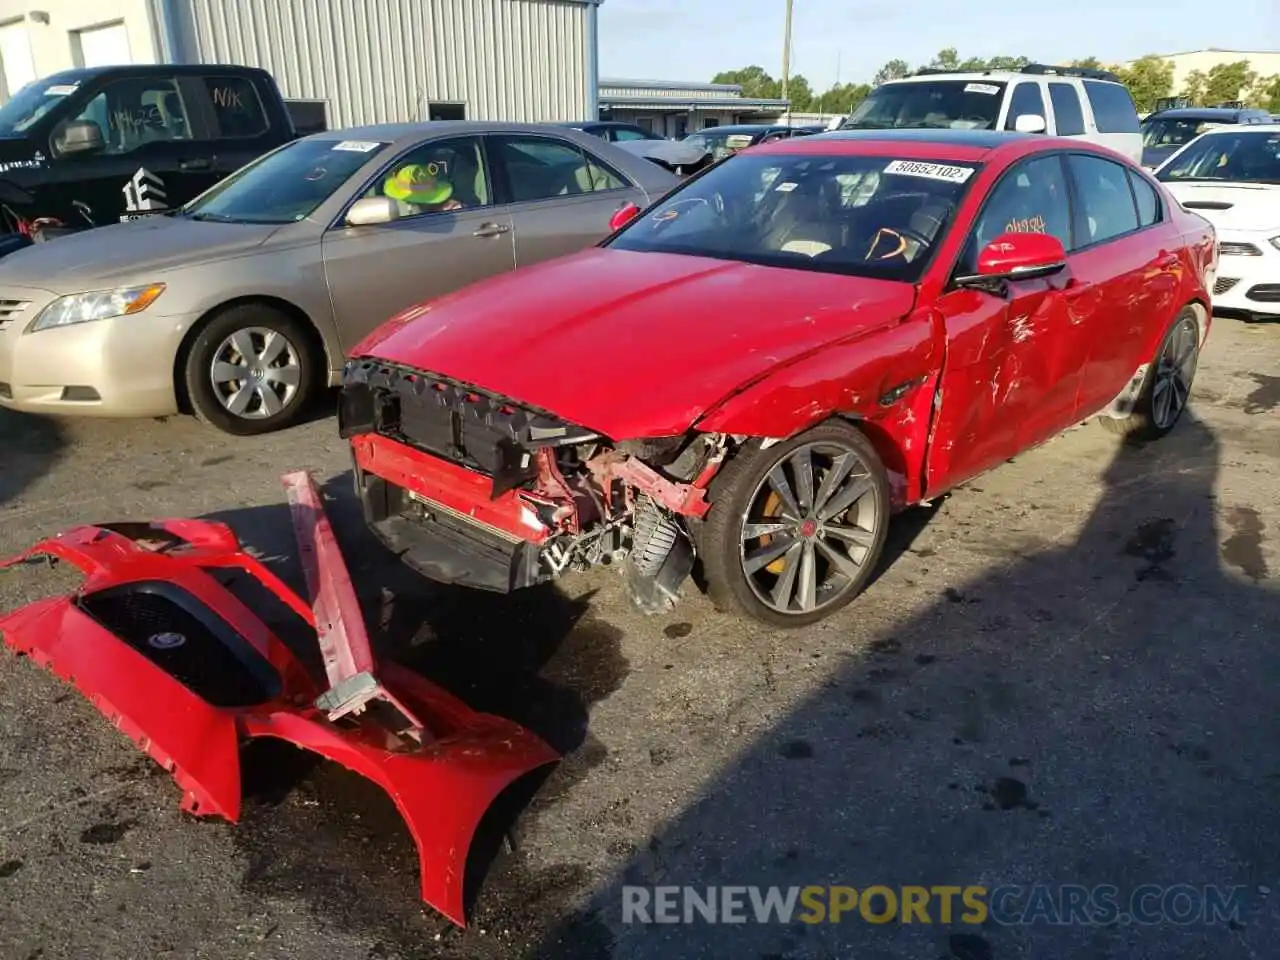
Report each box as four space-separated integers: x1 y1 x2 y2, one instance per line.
188 212 244 223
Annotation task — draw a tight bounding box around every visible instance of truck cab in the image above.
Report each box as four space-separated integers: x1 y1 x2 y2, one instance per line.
0 63 298 253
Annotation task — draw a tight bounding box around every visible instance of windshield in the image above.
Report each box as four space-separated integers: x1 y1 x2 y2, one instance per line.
1142 118 1228 149
607 152 979 283
683 129 764 161
1156 131 1280 185
843 80 1007 131
182 137 389 224
0 76 81 137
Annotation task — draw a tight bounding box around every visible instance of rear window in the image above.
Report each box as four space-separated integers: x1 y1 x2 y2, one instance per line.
1048 83 1085 136
843 79 1007 131
204 76 268 138
1083 80 1139 134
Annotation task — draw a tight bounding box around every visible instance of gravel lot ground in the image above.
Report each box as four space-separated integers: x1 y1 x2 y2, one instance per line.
0 316 1277 960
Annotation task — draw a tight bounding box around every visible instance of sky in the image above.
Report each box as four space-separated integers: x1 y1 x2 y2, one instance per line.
596 0 1280 91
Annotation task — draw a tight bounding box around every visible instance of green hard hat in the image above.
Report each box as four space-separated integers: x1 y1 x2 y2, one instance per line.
384 163 453 205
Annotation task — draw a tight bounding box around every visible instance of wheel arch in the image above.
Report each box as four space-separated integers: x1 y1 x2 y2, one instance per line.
172 295 333 414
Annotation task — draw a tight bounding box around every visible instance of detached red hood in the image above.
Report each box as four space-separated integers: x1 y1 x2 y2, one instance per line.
352 248 917 439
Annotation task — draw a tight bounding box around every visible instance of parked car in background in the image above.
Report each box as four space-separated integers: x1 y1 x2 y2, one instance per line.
340 130 1214 627
0 122 679 434
610 138 715 178
1140 106 1272 169
559 120 667 143
1155 123 1280 321
838 63 1142 163
0 63 299 256
681 124 808 161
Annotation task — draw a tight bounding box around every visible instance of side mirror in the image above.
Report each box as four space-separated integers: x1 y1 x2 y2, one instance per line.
1013 113 1048 134
955 232 1067 290
609 202 641 232
56 120 105 156
345 196 400 227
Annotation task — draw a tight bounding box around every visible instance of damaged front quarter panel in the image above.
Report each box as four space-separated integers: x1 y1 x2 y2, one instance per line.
691 310 943 507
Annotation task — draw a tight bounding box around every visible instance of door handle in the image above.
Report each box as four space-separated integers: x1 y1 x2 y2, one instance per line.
179 158 212 171
473 222 511 238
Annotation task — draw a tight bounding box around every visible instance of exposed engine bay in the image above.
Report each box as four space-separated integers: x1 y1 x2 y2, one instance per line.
340 359 733 613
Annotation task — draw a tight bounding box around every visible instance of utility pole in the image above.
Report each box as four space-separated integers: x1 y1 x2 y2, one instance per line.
781 0 794 108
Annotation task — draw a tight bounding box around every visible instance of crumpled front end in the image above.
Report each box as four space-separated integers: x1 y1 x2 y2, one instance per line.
340 358 729 613
0 487 558 927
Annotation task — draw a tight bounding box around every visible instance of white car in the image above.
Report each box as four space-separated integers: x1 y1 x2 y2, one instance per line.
839 64 1142 164
1155 124 1280 320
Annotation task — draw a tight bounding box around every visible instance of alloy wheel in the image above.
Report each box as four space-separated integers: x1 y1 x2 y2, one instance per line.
1151 316 1199 430
738 441 883 616
209 326 303 420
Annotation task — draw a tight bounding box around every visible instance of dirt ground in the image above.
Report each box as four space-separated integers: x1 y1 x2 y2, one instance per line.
0 316 1277 960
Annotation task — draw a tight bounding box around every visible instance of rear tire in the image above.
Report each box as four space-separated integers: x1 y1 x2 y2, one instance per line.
697 421 891 628
1100 307 1200 442
184 305 320 436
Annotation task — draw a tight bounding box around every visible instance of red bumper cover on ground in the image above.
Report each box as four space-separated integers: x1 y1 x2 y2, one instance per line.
0 473 558 926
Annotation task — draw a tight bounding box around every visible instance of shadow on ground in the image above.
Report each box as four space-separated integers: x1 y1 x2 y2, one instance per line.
200 474 631 953
0 409 66 509
529 414 1279 960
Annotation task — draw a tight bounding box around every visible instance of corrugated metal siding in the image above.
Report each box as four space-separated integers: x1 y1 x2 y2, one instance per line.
175 0 589 127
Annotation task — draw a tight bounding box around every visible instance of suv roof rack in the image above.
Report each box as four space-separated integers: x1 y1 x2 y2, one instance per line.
1019 62 1122 83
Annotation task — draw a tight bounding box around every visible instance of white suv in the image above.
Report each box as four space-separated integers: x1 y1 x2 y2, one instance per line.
840 64 1142 163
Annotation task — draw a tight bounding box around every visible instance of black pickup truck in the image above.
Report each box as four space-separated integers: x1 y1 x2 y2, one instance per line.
0 63 303 255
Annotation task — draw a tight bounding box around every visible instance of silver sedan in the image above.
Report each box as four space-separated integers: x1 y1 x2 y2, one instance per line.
0 121 677 434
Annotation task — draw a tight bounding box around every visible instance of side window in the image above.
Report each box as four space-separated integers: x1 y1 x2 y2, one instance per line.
1128 170 1161 226
203 76 267 138
494 136 620 202
370 136 490 216
963 154 1073 269
613 128 650 142
1048 83 1085 136
62 77 191 155
1082 81 1140 134
1005 82 1047 131
1066 153 1139 246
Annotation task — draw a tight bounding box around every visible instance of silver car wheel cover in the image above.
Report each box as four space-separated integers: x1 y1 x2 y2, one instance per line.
209 326 302 420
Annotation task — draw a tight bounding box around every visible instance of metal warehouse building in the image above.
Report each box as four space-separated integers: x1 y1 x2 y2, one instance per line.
0 0 602 126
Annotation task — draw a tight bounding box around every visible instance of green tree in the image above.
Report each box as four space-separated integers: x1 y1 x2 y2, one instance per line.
1114 55 1174 112
872 59 911 86
818 82 871 114
1250 74 1280 112
786 75 815 111
1204 60 1257 104
957 56 989 71
1071 56 1103 70
711 66 781 99
1180 69 1208 104
985 55 1030 71
927 47 961 70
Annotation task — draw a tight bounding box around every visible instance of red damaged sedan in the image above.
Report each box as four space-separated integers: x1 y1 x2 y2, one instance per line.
339 130 1216 627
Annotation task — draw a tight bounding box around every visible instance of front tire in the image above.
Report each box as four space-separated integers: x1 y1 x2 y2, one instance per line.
184 305 319 436
698 421 891 628
1100 307 1200 442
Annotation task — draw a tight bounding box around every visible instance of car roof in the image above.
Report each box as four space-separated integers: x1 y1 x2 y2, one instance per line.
39 63 274 84
748 128 1088 163
1148 107 1269 121
689 124 786 134
1190 122 1280 135
304 120 628 148
884 67 1123 86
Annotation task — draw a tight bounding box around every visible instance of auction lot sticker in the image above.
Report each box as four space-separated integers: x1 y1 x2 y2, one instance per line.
883 159 976 184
